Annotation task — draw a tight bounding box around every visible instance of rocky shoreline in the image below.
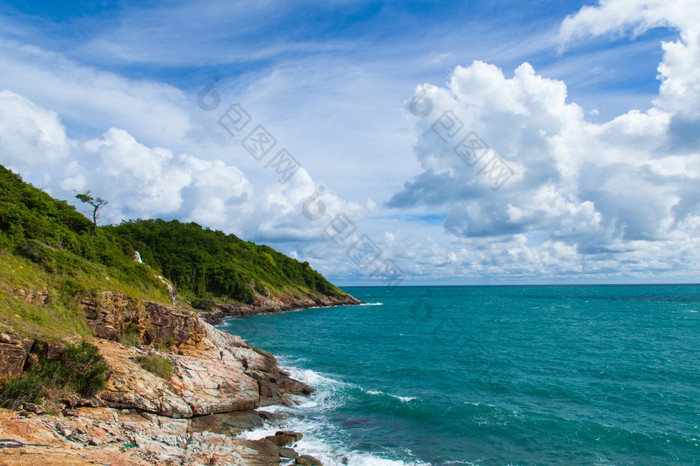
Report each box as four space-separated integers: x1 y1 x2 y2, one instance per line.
202 291 362 324
0 290 359 465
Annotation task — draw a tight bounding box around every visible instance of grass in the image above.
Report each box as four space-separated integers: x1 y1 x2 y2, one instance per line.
135 355 173 379
0 341 108 409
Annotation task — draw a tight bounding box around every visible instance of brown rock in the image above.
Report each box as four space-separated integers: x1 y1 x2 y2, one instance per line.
22 403 45 415
297 455 323 465
266 434 296 447
279 446 299 459
0 333 33 382
276 430 304 442
45 341 66 360
62 408 79 417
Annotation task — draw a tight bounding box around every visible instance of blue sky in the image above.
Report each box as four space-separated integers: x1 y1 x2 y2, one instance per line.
1 0 699 285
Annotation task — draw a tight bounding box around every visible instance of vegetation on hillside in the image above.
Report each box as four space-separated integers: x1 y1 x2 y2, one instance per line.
0 163 345 336
0 341 108 409
0 162 347 409
107 219 344 306
0 164 170 339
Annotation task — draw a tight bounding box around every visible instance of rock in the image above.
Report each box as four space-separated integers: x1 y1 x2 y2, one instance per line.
80 292 206 347
188 411 264 436
279 446 300 459
297 455 323 465
96 320 286 417
207 291 362 321
276 430 304 442
259 410 288 421
0 333 33 382
62 394 100 408
266 434 297 447
45 341 66 360
62 408 79 417
22 403 45 415
24 352 38 369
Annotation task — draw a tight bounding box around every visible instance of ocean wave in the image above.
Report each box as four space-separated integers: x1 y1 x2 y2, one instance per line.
237 362 428 465
366 390 416 403
359 302 384 306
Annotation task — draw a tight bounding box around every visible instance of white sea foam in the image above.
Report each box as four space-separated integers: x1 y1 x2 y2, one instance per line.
237 362 428 465
359 302 384 306
366 389 416 403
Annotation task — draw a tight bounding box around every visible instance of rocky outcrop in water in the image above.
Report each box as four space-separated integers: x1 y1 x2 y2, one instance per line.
204 291 362 323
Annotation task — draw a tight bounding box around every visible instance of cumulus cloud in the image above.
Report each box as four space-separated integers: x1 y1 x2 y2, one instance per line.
0 91 362 244
390 0 700 278
0 90 71 178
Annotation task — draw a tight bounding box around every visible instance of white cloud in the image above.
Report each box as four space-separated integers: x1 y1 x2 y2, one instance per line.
0 90 71 177
0 90 364 246
389 0 700 280
560 0 700 117
0 39 191 147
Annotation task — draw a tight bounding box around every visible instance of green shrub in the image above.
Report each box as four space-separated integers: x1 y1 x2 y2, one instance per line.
191 296 215 311
135 355 172 379
120 323 141 347
0 372 42 409
61 341 108 395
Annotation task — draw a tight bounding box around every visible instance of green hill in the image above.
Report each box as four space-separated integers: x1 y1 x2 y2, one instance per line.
107 219 344 308
0 163 349 339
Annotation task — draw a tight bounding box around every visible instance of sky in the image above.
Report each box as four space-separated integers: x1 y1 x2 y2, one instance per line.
0 0 699 286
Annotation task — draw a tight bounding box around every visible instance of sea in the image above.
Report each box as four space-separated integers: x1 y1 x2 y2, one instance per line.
218 285 700 465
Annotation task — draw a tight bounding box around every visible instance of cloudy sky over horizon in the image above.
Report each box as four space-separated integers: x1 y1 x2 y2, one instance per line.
1 0 699 286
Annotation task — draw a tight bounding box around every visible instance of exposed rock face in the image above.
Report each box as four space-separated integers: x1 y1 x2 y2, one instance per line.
95 315 312 417
0 289 335 464
0 332 33 383
80 292 206 346
0 407 283 465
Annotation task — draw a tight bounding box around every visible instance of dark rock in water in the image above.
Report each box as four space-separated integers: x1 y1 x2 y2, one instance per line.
205 292 362 322
278 446 299 459
296 455 323 465
266 433 297 447
239 438 282 465
253 370 314 407
276 430 303 442
343 417 375 427
258 410 289 421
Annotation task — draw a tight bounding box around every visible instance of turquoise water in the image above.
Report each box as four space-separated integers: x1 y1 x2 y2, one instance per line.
220 285 700 465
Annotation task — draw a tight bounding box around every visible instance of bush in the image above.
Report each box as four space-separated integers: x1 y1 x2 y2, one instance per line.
135 355 172 379
191 296 215 312
0 372 42 409
0 340 108 408
61 341 108 395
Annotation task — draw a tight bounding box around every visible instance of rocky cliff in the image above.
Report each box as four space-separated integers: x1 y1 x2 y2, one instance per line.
0 292 324 465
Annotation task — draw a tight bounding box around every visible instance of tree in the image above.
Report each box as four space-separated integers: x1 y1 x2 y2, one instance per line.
75 191 108 236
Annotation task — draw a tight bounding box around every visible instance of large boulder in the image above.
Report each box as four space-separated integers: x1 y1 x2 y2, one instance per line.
96 318 311 417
